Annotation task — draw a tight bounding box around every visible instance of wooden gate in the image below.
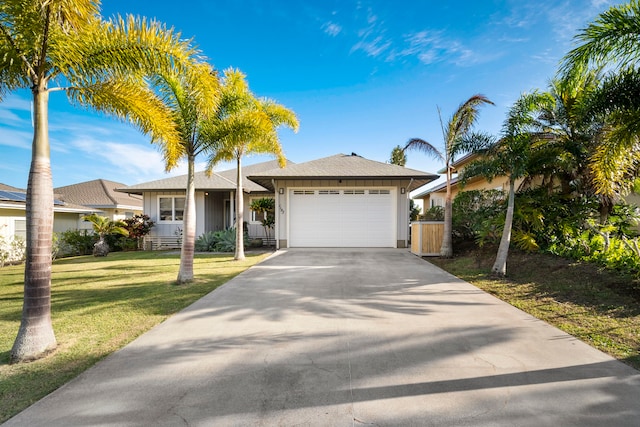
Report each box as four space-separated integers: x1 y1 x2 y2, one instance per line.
410 221 444 256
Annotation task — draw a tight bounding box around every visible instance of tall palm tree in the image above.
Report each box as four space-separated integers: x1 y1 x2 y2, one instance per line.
204 69 299 261
1 0 199 362
462 93 550 276
404 95 494 257
151 65 221 284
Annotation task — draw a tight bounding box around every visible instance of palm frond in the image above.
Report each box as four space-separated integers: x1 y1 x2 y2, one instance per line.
560 0 640 76
58 14 200 85
590 120 640 197
66 77 183 170
403 138 444 162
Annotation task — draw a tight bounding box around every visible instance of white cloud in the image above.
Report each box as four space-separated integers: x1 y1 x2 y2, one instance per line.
0 127 32 149
322 21 342 37
350 8 392 59
389 30 479 67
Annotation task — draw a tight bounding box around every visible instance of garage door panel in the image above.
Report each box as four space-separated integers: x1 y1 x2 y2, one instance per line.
289 188 395 247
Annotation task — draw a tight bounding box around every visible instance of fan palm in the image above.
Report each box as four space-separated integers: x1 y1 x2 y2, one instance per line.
1 0 200 362
150 65 221 284
403 95 494 257
204 69 299 261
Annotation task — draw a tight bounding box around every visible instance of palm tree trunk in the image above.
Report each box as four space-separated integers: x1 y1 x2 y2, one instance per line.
492 177 515 276
177 153 196 283
11 84 57 362
440 167 454 258
235 156 245 261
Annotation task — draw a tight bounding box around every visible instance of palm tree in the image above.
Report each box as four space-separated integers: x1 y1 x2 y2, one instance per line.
1 0 199 362
82 213 129 256
560 0 640 202
561 0 640 77
150 65 221 284
403 95 494 257
462 93 549 276
204 69 299 261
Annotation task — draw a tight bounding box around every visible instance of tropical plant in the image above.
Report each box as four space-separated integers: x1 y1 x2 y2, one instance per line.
194 228 246 252
204 69 299 261
451 190 505 241
560 0 640 203
250 197 275 243
121 214 155 250
403 95 494 257
1 0 200 362
82 214 129 256
462 93 549 276
149 64 220 283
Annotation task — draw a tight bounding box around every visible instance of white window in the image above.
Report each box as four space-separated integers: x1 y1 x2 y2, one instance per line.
158 196 185 222
14 219 26 239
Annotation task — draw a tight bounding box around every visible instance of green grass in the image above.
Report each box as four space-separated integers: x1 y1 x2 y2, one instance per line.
429 245 640 370
0 250 271 423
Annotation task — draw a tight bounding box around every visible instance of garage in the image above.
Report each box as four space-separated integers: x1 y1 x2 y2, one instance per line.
288 188 396 247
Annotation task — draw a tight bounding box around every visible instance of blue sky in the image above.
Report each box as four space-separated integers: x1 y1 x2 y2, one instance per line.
0 0 615 192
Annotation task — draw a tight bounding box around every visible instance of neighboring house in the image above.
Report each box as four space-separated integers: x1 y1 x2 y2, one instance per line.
55 179 143 231
119 153 438 249
0 183 95 240
414 152 517 209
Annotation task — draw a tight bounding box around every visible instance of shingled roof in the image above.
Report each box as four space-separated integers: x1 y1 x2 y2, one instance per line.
55 179 142 210
0 183 25 192
118 159 289 194
248 153 439 192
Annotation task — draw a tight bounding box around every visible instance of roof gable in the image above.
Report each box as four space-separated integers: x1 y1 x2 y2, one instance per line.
248 153 439 191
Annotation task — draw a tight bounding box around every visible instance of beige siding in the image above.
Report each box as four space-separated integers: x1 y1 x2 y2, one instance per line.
53 213 83 233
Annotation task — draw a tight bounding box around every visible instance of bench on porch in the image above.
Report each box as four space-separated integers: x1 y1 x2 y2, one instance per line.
143 235 182 250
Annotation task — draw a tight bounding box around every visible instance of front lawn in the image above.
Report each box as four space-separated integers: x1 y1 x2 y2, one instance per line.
0 250 271 423
429 245 640 370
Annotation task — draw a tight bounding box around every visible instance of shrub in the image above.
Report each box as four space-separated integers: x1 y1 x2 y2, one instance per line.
195 228 250 252
121 214 155 250
0 236 26 267
452 190 505 241
420 206 444 221
58 229 96 257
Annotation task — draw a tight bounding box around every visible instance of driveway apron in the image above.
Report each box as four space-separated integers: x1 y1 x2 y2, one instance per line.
4 249 640 426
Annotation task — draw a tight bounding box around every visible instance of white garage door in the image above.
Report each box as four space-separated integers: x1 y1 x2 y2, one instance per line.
288 188 396 247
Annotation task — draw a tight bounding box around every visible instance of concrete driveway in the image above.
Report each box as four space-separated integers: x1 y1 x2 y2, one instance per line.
5 249 640 426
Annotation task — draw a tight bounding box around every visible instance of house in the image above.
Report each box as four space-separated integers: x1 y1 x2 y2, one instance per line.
54 179 143 231
0 183 95 240
119 153 438 249
414 152 516 209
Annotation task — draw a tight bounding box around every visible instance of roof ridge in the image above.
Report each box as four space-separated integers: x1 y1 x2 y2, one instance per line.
99 179 119 206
